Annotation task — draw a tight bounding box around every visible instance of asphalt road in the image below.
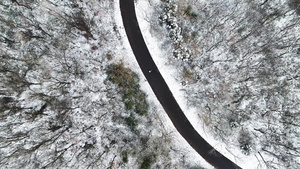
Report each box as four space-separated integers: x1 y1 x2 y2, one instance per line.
120 0 241 168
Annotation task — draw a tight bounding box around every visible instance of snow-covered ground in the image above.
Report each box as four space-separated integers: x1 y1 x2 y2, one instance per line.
1 0 299 168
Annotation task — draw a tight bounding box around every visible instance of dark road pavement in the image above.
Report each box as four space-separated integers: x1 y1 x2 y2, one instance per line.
120 0 241 168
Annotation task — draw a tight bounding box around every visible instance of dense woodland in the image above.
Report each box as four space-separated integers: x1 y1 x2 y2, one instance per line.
1 0 300 169
154 0 300 168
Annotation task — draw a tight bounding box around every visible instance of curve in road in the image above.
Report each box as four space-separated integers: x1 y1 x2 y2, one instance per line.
120 0 241 168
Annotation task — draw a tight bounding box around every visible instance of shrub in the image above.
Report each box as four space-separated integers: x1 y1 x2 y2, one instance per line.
184 5 198 19
238 130 253 155
135 102 148 116
288 0 300 15
140 154 157 169
106 62 149 115
125 114 138 132
240 143 252 155
125 100 135 110
183 68 193 80
121 151 128 163
106 62 150 131
106 62 138 89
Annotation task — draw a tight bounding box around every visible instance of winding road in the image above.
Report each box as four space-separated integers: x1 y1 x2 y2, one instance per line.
120 0 241 168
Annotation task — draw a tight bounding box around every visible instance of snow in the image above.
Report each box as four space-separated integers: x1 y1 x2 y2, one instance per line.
1 0 298 168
